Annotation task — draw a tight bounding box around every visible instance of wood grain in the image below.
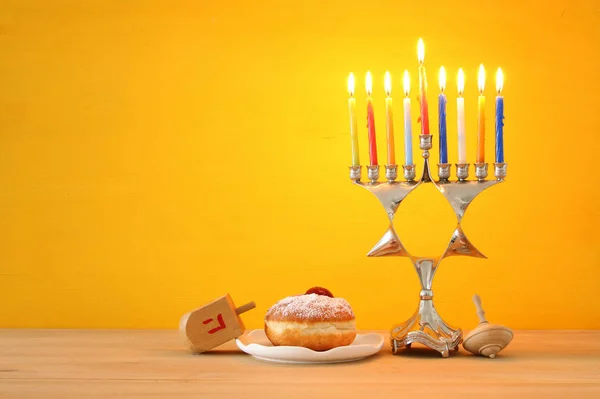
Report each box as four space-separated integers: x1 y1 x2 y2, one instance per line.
0 329 599 398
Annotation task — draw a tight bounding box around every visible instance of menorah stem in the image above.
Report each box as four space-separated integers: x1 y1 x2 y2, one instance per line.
415 259 440 333
415 258 437 293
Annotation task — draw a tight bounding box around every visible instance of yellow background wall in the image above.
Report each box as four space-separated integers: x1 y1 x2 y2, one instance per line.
0 0 598 330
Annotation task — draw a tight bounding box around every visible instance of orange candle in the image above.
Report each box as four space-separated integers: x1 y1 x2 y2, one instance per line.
384 71 395 165
477 64 486 164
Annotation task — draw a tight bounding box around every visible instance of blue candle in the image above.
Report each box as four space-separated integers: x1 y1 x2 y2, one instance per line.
438 66 448 163
495 68 505 163
438 94 448 163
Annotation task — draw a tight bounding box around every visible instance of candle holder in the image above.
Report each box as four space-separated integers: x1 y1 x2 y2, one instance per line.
437 163 451 181
349 165 362 182
419 134 433 153
494 162 507 181
455 163 470 181
474 163 488 181
385 165 398 182
367 165 380 183
402 164 416 181
348 139 506 358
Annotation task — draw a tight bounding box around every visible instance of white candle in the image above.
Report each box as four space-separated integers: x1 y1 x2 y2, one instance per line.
457 68 467 164
402 70 413 165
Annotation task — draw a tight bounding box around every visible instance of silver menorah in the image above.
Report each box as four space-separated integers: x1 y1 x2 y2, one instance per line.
349 134 507 358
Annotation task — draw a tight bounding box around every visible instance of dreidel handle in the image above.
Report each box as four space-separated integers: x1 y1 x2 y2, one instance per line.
235 301 256 315
473 294 488 324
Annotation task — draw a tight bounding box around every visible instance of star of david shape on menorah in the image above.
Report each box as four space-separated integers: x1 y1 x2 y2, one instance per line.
349 134 507 358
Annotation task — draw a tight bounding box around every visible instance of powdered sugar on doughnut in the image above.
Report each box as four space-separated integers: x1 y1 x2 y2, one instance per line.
265 293 355 322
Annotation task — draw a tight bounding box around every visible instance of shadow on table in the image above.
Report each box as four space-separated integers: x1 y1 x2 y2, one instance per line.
393 346 464 359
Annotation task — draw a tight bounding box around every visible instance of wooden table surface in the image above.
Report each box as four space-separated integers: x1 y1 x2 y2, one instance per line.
0 329 599 398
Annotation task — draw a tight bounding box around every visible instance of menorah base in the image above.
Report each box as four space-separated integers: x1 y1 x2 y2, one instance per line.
390 300 463 358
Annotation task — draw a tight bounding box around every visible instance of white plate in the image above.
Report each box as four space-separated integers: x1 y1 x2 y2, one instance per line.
235 330 384 364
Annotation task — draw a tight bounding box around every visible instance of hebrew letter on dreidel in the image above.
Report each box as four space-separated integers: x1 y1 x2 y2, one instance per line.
179 294 256 353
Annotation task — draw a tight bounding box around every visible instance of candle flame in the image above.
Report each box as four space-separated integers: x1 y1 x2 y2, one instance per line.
384 71 391 96
417 38 425 64
496 68 504 94
348 73 355 96
457 68 465 96
439 66 446 92
478 64 485 93
365 71 373 95
403 70 410 97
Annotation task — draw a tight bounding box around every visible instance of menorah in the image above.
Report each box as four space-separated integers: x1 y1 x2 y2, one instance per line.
349 134 507 358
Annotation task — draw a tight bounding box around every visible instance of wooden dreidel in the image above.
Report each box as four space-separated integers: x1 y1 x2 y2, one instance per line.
463 294 513 358
180 294 256 353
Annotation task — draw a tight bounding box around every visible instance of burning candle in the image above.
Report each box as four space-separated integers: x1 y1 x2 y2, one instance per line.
495 68 505 163
384 71 395 165
477 64 486 164
438 66 448 164
348 73 359 166
403 70 413 166
366 71 378 166
457 68 467 164
417 38 430 135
